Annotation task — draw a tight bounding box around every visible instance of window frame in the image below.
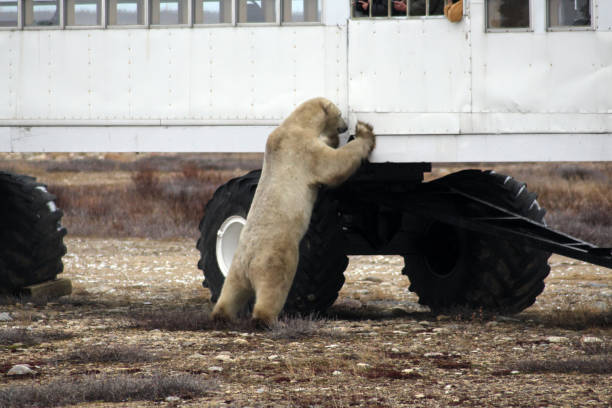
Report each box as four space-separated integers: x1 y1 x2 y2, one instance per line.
106 0 147 28
1 0 324 29
546 0 593 32
350 0 447 20
150 0 190 27
485 0 533 33
281 0 322 25
0 0 21 28
236 0 279 26
23 0 63 29
65 0 103 28
193 0 234 27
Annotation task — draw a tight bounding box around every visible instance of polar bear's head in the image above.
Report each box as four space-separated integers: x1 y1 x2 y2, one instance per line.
318 98 348 149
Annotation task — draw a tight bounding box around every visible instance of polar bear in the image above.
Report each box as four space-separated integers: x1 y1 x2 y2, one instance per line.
211 97 376 327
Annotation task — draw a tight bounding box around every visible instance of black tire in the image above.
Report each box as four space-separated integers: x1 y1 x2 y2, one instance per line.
0 171 68 295
196 170 347 315
402 169 551 314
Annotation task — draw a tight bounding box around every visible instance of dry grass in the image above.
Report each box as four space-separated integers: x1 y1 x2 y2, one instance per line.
51 163 241 239
511 356 612 374
130 307 341 339
5 155 609 245
0 328 73 347
526 303 612 330
0 373 217 408
56 344 160 364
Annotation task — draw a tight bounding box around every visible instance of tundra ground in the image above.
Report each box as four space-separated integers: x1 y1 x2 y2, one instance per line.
0 155 610 407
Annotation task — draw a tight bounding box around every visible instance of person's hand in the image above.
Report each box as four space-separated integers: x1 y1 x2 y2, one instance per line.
393 1 407 12
358 0 369 11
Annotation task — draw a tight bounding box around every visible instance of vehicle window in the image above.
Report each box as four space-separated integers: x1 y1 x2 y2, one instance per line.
151 0 188 24
195 0 232 24
107 0 144 25
238 0 276 22
66 0 101 25
0 0 18 26
352 0 445 18
548 0 591 28
487 0 530 29
408 0 443 17
25 0 60 26
282 0 320 22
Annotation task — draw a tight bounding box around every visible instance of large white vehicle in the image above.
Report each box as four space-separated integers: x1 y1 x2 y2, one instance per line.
1 0 611 312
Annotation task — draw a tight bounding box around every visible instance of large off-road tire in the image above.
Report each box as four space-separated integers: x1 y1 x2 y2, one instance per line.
403 170 551 314
196 170 347 315
0 171 68 295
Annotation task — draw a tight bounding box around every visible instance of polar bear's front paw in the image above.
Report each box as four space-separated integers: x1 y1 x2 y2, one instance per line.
355 121 376 152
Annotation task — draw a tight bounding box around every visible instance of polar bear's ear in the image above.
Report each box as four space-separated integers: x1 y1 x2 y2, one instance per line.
320 99 333 117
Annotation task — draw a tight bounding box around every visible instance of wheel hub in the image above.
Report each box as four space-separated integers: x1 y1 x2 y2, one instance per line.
215 215 246 277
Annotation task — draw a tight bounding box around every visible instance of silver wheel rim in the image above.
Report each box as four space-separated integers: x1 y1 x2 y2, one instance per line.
215 215 246 277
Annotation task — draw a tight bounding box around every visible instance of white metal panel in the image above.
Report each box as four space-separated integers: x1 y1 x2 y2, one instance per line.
323 0 349 26
597 0 612 31
351 112 612 135
53 31 92 120
470 1 612 119
89 29 132 119
130 29 178 119
7 125 274 152
0 33 17 120
250 27 297 118
370 133 612 162
323 25 348 115
0 128 10 151
348 18 471 115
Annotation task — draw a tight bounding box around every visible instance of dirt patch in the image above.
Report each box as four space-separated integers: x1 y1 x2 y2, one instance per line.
1 238 610 407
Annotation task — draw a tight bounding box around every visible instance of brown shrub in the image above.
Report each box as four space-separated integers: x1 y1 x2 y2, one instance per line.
0 373 217 407
511 356 612 374
51 166 241 239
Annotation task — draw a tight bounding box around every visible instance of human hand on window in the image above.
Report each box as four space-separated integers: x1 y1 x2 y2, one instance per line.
358 0 369 11
393 1 407 12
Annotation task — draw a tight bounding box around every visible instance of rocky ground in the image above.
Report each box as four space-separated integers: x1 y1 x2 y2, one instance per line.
1 238 611 407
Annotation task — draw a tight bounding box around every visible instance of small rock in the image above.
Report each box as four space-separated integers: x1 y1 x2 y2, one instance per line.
401 368 415 374
0 312 12 321
7 365 35 376
424 352 444 358
357 363 370 368
511 370 520 375
546 336 569 343
390 347 400 353
390 306 410 316
268 355 279 360
215 353 232 362
433 328 451 334
332 370 342 376
581 336 603 343
415 394 426 399
436 315 450 322
208 366 223 372
233 338 248 345
418 321 431 327
165 396 181 403
361 276 383 283
188 353 206 360
496 316 520 323
334 298 363 309
256 387 266 394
